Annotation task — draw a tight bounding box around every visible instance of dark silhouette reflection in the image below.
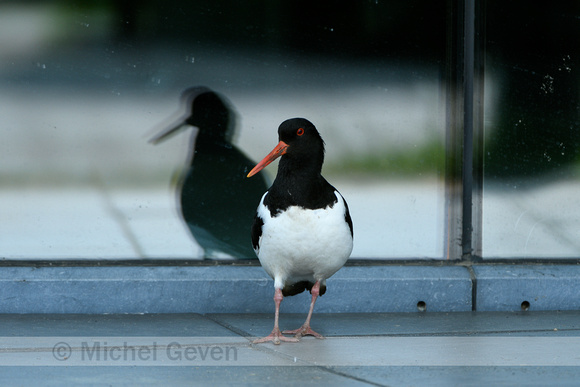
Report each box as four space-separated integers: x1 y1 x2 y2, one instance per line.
151 87 269 259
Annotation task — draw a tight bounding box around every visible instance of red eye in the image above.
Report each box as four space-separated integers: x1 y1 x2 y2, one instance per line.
296 128 304 136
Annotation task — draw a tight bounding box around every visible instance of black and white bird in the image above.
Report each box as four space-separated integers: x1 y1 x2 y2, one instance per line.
247 118 353 344
151 87 269 259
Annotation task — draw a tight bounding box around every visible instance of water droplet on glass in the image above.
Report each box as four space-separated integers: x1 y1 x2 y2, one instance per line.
543 151 551 162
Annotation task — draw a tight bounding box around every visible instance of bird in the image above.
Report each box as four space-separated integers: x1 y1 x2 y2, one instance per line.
150 86 269 259
247 118 353 344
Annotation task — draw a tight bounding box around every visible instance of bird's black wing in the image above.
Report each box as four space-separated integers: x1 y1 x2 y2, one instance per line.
342 194 354 238
250 212 264 253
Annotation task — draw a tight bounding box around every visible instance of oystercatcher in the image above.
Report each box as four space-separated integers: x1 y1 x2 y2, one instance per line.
247 118 353 344
151 87 269 258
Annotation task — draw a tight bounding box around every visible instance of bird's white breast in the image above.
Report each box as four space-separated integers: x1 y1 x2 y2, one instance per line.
255 191 353 289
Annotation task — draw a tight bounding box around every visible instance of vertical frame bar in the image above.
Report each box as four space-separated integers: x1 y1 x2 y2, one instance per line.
462 0 475 258
444 0 465 260
471 0 485 259
445 0 483 260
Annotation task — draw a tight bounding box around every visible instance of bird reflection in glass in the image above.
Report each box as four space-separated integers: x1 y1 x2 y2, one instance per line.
151 86 269 259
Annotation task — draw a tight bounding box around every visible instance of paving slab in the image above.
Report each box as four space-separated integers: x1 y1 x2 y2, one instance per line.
0 312 578 386
0 366 370 387
254 336 580 366
211 310 580 338
0 314 237 337
330 366 580 387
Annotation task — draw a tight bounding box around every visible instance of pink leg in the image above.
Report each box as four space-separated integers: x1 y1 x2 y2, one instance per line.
283 280 324 339
253 288 299 345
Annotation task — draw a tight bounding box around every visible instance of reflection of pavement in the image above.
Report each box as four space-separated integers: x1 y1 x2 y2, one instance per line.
0 180 444 259
2 179 579 259
483 181 580 258
0 187 197 259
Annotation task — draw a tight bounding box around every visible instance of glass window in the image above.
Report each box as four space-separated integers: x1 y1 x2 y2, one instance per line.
1 1 448 260
482 2 580 258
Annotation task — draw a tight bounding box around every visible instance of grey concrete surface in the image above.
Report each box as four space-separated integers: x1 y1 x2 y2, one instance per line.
0 312 579 386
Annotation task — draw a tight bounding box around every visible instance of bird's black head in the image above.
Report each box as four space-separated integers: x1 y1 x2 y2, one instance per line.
277 118 325 174
277 118 325 159
247 117 326 178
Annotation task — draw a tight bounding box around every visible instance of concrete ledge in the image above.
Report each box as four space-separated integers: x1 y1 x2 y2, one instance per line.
474 265 580 311
0 266 472 314
3 264 579 313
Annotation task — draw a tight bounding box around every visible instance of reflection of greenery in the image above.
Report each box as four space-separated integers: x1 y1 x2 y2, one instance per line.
325 139 445 176
4 140 446 188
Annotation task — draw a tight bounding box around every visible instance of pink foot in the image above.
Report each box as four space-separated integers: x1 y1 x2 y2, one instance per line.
253 327 300 345
283 325 324 339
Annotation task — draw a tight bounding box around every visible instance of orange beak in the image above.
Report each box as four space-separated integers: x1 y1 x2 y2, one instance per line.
247 141 288 178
